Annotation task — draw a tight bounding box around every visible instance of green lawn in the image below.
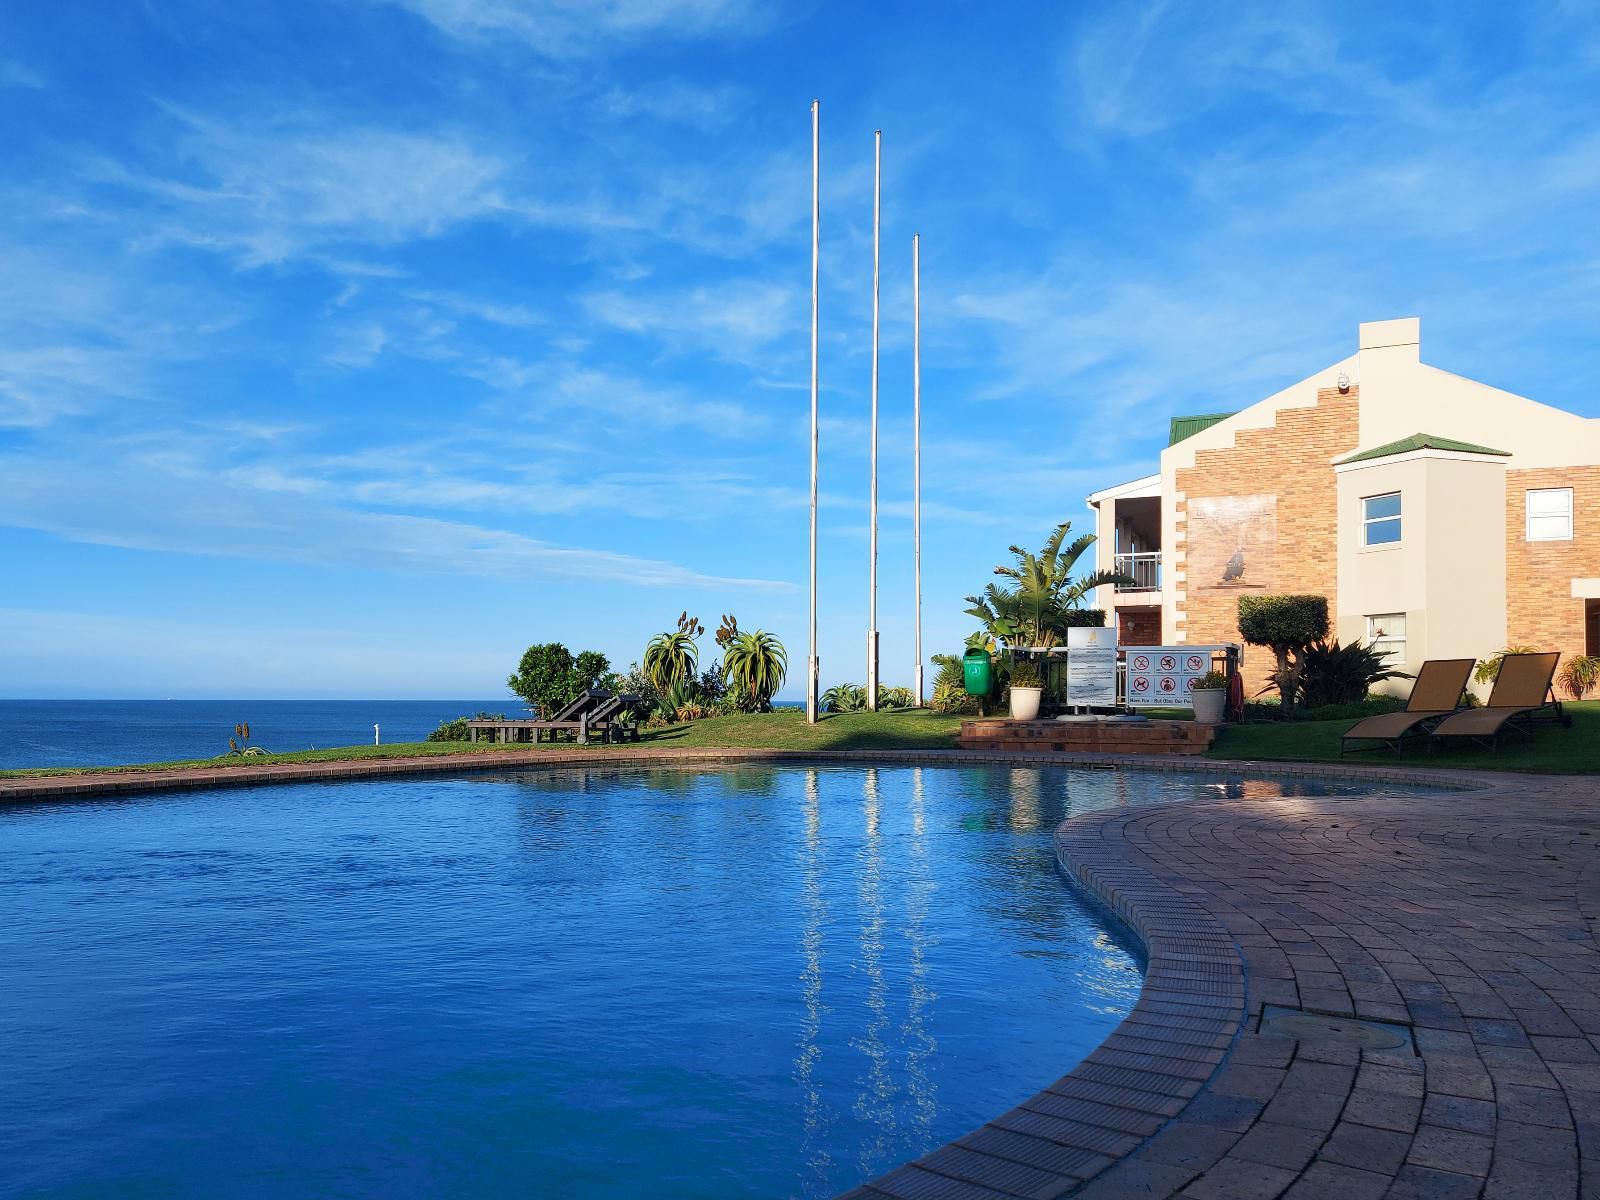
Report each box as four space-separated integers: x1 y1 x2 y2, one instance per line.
0 709 965 779
1208 699 1600 773
5 703 1595 780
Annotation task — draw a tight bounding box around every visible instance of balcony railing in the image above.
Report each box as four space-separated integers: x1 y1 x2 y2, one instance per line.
1114 551 1161 592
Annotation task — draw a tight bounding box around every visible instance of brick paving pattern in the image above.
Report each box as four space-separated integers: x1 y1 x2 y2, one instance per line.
3 749 1596 1198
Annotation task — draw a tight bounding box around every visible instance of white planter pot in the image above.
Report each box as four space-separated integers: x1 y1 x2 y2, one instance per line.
1192 688 1226 725
1010 686 1042 721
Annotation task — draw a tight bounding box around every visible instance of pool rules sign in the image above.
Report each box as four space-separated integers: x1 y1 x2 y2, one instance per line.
1065 627 1118 707
1126 648 1209 707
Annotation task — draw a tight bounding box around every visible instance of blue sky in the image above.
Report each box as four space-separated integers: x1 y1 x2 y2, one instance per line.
3 2 1600 699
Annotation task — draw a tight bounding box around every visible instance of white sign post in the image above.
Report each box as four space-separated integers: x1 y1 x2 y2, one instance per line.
1066 627 1118 708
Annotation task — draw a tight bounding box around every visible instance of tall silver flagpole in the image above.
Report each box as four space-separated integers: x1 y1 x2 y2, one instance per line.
806 100 820 725
912 232 923 707
866 129 881 711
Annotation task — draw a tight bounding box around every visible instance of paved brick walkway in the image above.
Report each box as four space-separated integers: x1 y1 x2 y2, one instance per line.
5 749 1596 1197
848 770 1600 1200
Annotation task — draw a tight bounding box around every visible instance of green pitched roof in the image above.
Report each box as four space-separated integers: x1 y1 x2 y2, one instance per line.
1336 433 1512 465
1167 412 1236 446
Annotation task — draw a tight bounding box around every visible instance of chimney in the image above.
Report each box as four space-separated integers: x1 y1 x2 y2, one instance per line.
1356 317 1421 446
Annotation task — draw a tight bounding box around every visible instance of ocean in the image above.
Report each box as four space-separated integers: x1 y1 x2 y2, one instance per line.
0 699 519 771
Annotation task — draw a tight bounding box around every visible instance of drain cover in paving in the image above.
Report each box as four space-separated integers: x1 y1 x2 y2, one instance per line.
1259 1004 1413 1051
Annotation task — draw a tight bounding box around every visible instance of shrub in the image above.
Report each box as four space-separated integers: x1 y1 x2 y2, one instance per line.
427 712 507 742
1296 639 1411 710
1474 646 1538 686
508 643 610 718
822 683 867 713
1556 655 1600 700
1008 660 1040 689
877 685 914 709
1238 595 1329 719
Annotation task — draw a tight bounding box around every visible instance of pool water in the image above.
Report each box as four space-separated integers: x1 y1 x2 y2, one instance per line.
1 765 1402 1198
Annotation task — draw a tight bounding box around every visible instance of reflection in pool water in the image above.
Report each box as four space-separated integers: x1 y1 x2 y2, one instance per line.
0 764 1429 1198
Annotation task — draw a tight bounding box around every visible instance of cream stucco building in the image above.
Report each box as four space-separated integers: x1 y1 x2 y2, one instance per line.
1086 318 1600 691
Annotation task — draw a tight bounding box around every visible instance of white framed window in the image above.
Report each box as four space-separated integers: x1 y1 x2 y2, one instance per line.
1362 492 1402 546
1367 613 1407 664
1526 488 1573 541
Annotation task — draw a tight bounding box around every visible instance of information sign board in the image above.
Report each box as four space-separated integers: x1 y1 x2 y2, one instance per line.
1125 647 1211 708
1066 627 1118 707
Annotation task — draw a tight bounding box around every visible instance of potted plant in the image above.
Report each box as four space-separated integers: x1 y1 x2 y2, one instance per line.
1191 670 1228 725
1008 659 1043 720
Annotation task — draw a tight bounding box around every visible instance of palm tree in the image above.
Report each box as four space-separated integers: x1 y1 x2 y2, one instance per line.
724 630 788 711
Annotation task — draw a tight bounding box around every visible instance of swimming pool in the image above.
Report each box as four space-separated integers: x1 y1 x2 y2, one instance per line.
0 764 1406 1198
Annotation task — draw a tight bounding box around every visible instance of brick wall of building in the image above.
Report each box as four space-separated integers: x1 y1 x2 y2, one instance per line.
1117 609 1160 646
1173 386 1361 681
1505 466 1600 663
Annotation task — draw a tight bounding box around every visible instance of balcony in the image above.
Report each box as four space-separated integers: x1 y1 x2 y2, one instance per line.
1114 551 1161 592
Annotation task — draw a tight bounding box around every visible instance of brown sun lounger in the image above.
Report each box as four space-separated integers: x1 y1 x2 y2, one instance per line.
1340 658 1475 757
1428 652 1567 753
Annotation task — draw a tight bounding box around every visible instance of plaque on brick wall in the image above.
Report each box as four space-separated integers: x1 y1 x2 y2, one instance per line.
1188 494 1276 592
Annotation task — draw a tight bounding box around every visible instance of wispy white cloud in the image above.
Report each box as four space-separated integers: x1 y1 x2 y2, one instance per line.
383 0 764 55
0 59 45 89
582 278 800 362
0 446 793 590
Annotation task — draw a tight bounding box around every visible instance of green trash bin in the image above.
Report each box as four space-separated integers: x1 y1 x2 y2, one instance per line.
962 649 993 697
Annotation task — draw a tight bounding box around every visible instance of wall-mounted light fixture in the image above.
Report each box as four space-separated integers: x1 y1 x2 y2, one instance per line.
1337 372 1351 393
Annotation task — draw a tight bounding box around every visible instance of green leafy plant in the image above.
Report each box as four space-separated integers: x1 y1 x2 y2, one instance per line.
221 721 270 757
507 643 611 717
822 683 867 713
644 613 703 693
1556 655 1600 700
655 677 705 723
877 685 914 709
1296 639 1411 710
964 522 1129 649
723 629 788 712
1193 670 1228 691
1474 645 1539 686
1237 595 1329 720
1008 660 1040 689
426 712 507 742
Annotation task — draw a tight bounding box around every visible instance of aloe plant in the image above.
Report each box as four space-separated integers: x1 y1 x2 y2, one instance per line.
724 629 787 712
644 612 703 693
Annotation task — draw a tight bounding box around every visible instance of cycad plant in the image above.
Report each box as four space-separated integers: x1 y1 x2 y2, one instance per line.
644 612 703 693
724 629 788 712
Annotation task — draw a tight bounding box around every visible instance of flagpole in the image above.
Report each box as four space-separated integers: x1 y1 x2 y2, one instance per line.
866 129 881 711
912 232 923 707
806 100 820 725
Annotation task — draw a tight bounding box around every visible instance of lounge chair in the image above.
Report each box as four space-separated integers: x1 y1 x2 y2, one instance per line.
1340 658 1475 757
1428 652 1568 754
498 690 614 744
587 693 646 744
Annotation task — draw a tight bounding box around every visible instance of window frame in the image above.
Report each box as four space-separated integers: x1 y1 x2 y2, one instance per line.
1525 487 1574 543
1366 612 1407 665
1361 491 1403 547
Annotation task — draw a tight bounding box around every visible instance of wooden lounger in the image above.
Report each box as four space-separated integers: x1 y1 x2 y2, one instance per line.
1428 652 1567 753
1340 658 1474 757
